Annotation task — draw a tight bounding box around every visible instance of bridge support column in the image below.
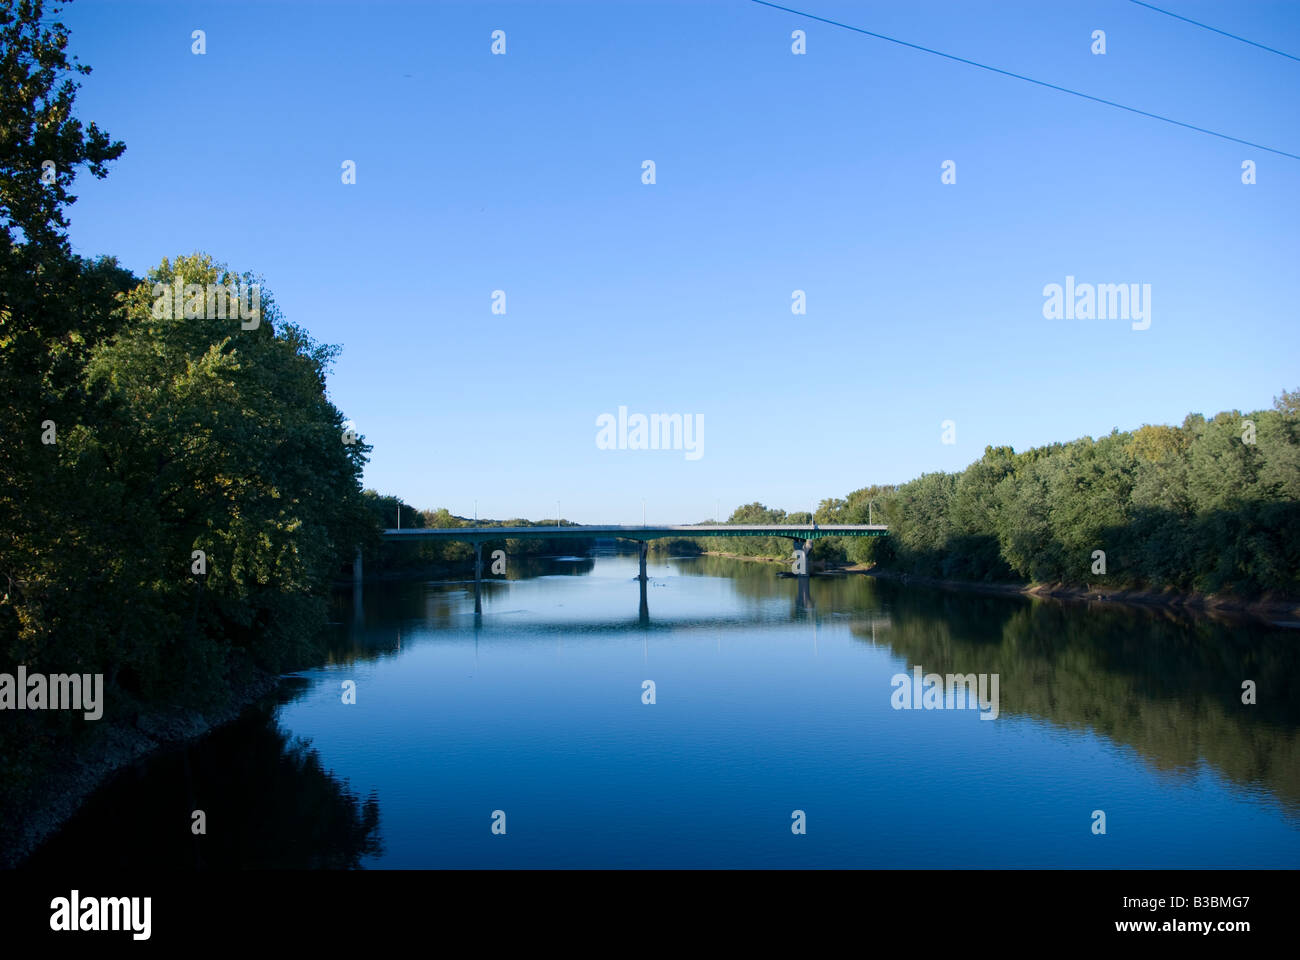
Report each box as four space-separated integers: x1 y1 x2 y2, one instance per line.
473 542 483 613
796 538 814 611
792 538 815 578
637 541 648 582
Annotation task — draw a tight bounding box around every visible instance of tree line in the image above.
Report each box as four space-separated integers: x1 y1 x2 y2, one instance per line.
691 397 1299 599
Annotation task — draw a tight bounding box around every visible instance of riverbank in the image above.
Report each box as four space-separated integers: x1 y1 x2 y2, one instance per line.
854 566 1300 623
1 668 281 868
700 551 1300 624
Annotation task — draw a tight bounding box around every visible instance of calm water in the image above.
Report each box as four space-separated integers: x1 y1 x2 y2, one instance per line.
27 553 1300 868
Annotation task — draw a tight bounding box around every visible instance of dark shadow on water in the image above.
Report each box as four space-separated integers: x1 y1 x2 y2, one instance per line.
22 687 383 870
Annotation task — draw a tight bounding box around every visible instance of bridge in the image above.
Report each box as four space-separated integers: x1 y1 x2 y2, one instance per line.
364 524 888 594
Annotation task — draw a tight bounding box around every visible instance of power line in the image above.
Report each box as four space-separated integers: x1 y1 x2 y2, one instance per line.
750 0 1300 161
1128 0 1300 64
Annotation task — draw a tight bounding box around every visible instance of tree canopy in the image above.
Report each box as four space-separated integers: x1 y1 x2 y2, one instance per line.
0 1 376 814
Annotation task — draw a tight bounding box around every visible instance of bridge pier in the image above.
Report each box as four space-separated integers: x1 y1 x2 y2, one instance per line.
794 538 815 612
637 541 648 582
791 538 814 578
473 542 483 613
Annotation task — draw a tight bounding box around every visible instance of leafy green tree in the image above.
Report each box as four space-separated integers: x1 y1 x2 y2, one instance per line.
0 0 128 652
0 0 123 256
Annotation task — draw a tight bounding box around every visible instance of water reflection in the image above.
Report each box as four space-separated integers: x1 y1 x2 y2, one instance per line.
853 579 1300 816
21 554 1300 868
328 556 1300 821
26 682 383 869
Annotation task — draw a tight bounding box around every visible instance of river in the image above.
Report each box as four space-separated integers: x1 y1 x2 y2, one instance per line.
26 553 1300 868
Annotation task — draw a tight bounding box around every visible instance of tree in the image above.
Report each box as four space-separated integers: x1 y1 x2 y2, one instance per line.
0 0 128 669
0 0 124 256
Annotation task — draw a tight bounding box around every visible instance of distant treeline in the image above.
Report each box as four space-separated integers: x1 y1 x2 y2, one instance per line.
658 503 814 559
695 396 1300 599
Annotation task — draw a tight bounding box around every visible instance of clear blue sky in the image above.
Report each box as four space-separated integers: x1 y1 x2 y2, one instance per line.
59 0 1299 523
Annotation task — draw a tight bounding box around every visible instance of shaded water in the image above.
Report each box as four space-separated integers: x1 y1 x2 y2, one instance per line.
27 555 1300 868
